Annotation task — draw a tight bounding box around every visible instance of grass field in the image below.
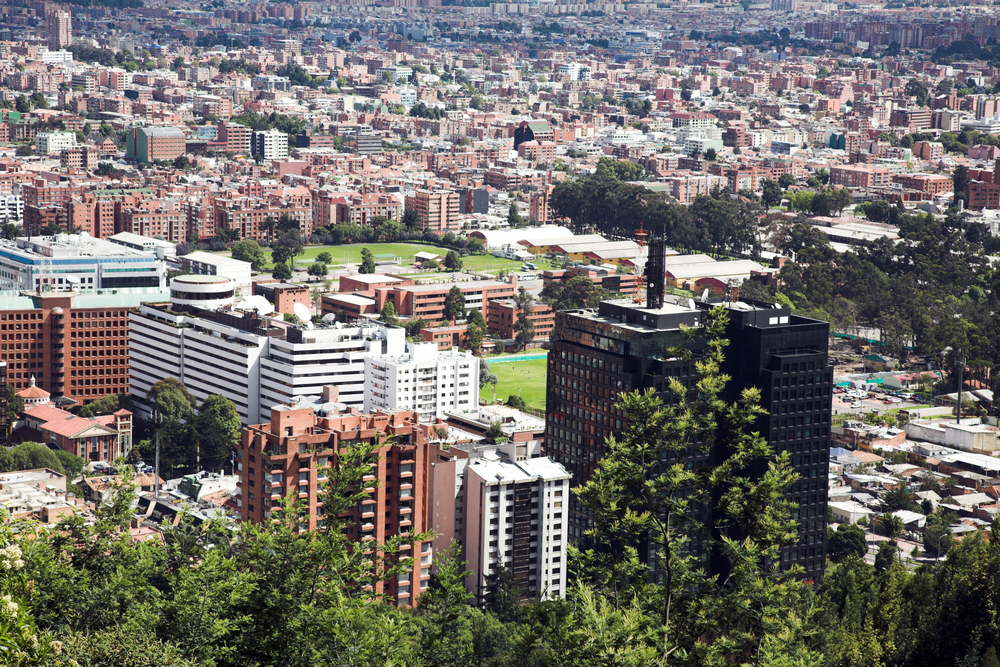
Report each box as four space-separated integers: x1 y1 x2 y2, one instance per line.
487 356 548 412
255 243 452 270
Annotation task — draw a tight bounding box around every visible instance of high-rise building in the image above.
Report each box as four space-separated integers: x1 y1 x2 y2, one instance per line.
125 127 186 164
252 129 289 161
462 453 571 605
364 342 479 421
129 276 406 423
47 10 71 51
544 295 832 577
238 395 432 608
0 288 167 404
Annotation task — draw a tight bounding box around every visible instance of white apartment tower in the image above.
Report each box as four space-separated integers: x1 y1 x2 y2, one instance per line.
463 453 571 605
48 10 71 51
129 276 405 423
252 129 289 161
35 131 76 155
364 342 479 421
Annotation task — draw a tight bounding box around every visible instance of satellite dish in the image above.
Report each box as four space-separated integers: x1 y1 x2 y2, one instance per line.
293 302 312 324
700 288 710 303
65 275 80 285
322 313 337 323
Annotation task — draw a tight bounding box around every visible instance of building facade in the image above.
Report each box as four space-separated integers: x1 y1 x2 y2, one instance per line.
129 277 406 423
544 297 832 578
364 342 479 421
238 398 432 607
463 453 571 604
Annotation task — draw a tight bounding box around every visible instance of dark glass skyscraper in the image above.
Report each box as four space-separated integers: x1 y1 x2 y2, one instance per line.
545 296 832 578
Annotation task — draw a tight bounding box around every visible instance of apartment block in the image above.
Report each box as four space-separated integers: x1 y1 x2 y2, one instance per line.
125 126 185 164
405 189 461 233
217 121 252 154
486 299 554 340
463 453 571 605
238 397 432 607
35 132 76 155
830 165 892 188
385 280 516 325
252 129 289 161
0 289 160 404
364 342 479 421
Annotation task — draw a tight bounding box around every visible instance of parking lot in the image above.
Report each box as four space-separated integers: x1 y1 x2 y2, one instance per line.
831 388 930 419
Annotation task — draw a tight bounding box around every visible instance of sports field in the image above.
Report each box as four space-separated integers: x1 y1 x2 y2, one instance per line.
259 243 449 269
487 355 548 412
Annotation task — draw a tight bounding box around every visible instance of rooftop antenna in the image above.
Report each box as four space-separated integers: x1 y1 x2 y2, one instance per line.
645 235 666 310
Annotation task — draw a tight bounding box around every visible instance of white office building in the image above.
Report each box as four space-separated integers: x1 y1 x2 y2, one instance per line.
0 195 23 225
174 251 252 293
130 277 406 424
252 129 289 161
364 342 479 421
376 66 413 84
463 452 571 605
0 234 166 291
35 131 76 155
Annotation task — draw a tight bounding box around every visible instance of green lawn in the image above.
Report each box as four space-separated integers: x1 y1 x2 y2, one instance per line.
461 254 525 274
255 243 453 270
487 356 547 412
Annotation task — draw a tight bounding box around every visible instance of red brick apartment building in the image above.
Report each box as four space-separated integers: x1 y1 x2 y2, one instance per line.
0 292 131 404
237 398 432 608
891 174 951 198
487 300 555 340
830 166 893 188
384 280 516 325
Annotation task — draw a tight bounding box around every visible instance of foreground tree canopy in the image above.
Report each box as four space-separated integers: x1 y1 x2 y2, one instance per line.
1 318 998 666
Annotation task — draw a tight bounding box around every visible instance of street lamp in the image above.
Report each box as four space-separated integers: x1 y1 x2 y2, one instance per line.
936 532 948 563
151 409 164 499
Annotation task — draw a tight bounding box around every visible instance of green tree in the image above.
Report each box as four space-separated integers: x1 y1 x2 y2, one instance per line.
444 250 463 272
359 247 376 274
443 286 466 321
513 286 535 350
307 262 327 279
272 262 292 281
9 442 65 474
230 239 268 272
465 308 486 353
507 201 524 228
880 513 905 539
479 358 498 389
314 251 332 264
172 155 190 170
482 564 521 623
952 165 970 204
379 301 399 326
505 394 527 411
761 179 783 208
193 394 241 471
881 487 919 512
7 382 24 415
402 208 421 231
828 523 868 563
54 450 86 479
540 275 606 310
416 540 475 666
147 377 198 424
704 147 717 161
